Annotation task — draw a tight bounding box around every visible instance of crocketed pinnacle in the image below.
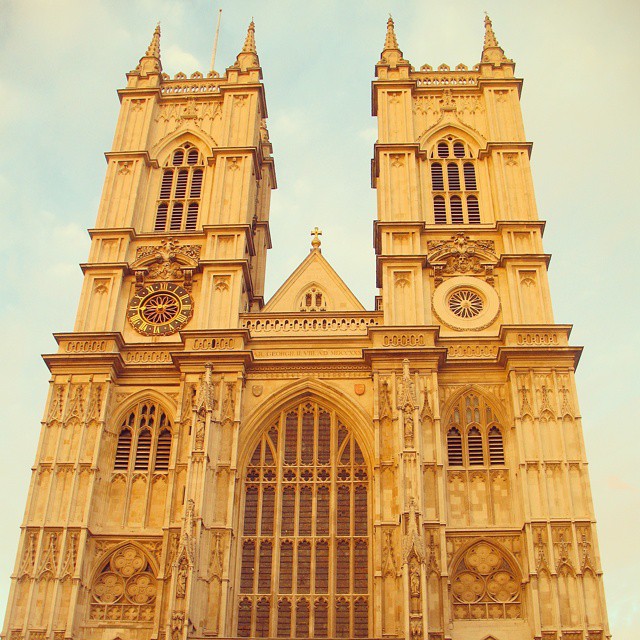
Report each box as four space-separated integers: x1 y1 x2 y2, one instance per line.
234 19 260 71
384 15 399 51
483 14 499 49
146 22 161 58
481 13 509 63
243 19 257 53
379 14 407 67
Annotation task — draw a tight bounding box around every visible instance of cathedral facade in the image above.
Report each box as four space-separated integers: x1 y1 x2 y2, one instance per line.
2 16 610 640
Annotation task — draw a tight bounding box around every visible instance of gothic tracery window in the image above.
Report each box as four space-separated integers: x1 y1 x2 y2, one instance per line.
154 143 204 232
450 541 522 619
237 401 370 638
89 544 157 624
430 138 480 224
446 393 505 467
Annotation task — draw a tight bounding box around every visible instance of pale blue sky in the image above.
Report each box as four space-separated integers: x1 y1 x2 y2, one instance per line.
1 0 638 636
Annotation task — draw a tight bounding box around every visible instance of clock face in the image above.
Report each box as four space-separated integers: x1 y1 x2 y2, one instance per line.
127 282 193 336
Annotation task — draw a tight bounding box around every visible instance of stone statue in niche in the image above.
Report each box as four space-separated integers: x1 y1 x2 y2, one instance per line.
176 556 188 598
409 556 421 612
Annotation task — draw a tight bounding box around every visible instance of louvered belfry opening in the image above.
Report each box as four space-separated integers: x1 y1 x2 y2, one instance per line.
430 138 480 224
237 401 370 638
445 392 506 468
154 143 204 232
112 401 172 473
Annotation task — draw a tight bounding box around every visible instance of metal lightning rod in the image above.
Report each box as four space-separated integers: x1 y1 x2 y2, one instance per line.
210 8 222 72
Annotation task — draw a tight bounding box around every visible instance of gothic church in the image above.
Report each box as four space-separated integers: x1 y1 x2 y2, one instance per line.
2 15 610 640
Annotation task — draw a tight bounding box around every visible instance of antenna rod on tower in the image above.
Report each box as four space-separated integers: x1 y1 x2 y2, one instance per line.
210 8 222 72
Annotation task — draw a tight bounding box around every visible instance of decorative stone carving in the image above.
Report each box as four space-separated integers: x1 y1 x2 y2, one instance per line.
175 554 189 598
86 383 104 421
194 365 217 414
90 544 157 622
397 359 417 448
403 500 425 564
427 232 496 284
171 610 185 640
47 385 65 424
133 237 200 292
426 531 440 575
420 380 433 421
382 530 398 577
63 384 85 422
221 382 235 423
410 619 423 640
19 531 38 578
178 499 196 562
534 530 550 573
558 376 574 417
379 378 393 421
209 531 224 581
554 529 574 574
517 375 534 417
60 532 78 580
577 527 595 573
36 532 58 579
450 541 521 619
193 363 218 451
167 532 180 569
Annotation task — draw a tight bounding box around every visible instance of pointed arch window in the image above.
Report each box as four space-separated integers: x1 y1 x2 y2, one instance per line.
154 143 204 232
112 400 173 475
445 392 505 468
430 138 481 224
237 401 370 638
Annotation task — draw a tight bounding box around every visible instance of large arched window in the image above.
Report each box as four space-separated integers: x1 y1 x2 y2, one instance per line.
154 143 204 232
430 137 480 224
237 400 370 638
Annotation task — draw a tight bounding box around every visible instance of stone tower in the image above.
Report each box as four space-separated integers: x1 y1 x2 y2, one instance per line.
2 15 609 640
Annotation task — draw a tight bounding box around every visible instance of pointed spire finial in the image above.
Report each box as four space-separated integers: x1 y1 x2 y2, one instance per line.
243 18 257 53
483 13 499 49
234 19 260 71
146 22 161 58
135 22 162 75
384 14 399 51
379 14 407 67
481 13 509 64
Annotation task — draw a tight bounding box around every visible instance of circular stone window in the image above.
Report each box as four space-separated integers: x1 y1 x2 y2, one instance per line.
448 289 484 318
432 276 500 331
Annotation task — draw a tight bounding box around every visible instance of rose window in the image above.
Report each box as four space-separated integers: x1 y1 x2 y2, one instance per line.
448 289 483 318
90 545 157 623
450 542 521 620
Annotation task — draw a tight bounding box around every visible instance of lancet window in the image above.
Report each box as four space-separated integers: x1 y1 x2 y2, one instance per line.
237 401 370 638
446 393 505 467
430 138 480 224
299 286 327 312
113 401 173 473
154 143 204 232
